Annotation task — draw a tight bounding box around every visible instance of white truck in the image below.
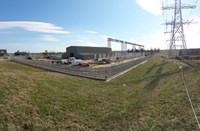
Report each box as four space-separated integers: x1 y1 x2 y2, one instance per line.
60 59 68 64
52 59 69 64
69 57 83 66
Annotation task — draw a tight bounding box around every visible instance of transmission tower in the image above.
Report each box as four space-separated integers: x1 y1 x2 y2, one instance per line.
162 0 196 57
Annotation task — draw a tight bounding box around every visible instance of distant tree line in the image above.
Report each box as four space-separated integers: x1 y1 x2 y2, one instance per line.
127 48 144 53
126 48 160 54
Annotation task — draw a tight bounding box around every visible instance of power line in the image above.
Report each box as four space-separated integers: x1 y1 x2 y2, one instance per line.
180 66 200 129
174 61 200 128
187 0 199 29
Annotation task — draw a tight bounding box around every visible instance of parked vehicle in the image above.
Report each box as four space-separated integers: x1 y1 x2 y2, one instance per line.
80 63 89 67
51 59 69 64
26 56 33 60
69 57 83 66
116 56 123 61
60 59 69 64
51 57 83 66
96 58 111 64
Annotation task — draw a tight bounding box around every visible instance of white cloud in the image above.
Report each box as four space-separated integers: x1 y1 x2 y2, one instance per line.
136 0 162 16
78 37 89 40
41 35 59 42
185 17 200 48
87 30 98 34
0 21 70 34
186 17 200 35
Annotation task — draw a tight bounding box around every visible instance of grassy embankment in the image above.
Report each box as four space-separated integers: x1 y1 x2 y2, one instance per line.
1 56 200 130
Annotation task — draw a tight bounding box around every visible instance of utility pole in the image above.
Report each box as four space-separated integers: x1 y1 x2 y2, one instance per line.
162 0 196 57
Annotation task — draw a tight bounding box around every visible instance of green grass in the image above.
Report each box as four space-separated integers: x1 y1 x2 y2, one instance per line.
0 56 200 130
161 50 168 56
161 49 181 57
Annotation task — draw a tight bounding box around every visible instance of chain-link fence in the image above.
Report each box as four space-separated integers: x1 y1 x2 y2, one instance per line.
10 56 152 81
106 56 152 79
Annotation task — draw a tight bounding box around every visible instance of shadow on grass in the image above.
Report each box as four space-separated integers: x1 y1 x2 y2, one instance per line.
155 62 168 68
146 66 163 89
127 62 173 85
145 61 168 74
145 63 157 74
145 63 193 91
144 61 192 90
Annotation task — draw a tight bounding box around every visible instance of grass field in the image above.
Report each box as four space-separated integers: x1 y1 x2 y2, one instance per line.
161 50 168 56
1 56 200 130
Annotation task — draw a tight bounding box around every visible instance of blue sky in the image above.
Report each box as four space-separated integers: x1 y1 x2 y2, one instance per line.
0 0 199 52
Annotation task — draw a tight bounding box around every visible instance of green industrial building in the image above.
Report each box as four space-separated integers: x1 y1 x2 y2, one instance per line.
66 46 112 60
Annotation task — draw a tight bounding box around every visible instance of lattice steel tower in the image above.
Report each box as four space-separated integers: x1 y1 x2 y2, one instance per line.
162 0 196 56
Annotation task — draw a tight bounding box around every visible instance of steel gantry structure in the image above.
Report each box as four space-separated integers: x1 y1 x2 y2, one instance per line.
162 0 196 57
107 38 144 51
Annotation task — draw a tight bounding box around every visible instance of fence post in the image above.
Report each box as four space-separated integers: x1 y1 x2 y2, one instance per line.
105 68 107 80
95 68 97 79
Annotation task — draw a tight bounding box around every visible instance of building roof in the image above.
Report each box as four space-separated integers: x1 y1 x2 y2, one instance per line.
67 46 111 49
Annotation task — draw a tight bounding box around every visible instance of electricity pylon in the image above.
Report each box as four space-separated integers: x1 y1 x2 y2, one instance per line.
162 0 196 57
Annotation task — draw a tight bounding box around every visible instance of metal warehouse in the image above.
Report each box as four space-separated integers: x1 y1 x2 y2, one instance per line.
66 46 112 60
